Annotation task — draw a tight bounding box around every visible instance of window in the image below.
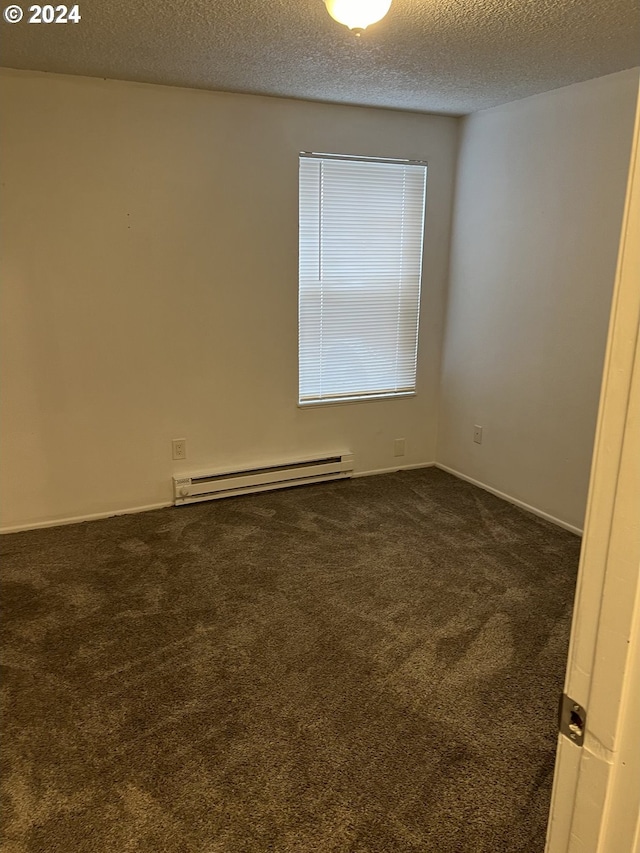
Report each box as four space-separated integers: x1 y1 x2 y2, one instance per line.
298 152 427 405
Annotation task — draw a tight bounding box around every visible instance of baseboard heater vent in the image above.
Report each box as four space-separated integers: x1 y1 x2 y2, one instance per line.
173 453 354 506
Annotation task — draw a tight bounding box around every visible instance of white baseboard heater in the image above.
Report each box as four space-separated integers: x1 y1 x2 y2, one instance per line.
173 452 354 506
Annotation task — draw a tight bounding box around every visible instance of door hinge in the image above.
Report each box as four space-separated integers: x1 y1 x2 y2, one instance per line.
559 693 586 746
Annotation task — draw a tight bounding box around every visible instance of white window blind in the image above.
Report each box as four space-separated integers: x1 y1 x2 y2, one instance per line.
298 153 427 405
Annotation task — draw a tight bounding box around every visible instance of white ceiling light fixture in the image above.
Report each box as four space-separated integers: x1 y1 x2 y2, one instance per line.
324 0 392 34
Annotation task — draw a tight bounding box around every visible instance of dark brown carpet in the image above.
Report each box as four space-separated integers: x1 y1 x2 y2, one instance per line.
1 468 581 853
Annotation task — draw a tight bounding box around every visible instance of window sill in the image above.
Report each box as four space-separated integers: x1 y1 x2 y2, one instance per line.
298 391 416 409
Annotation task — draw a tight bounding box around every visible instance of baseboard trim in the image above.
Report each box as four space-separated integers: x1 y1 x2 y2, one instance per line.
352 462 436 479
2 462 581 537
0 463 437 534
434 463 583 536
0 501 173 535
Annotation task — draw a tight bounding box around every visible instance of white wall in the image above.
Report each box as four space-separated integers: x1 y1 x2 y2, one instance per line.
436 70 639 532
0 69 458 530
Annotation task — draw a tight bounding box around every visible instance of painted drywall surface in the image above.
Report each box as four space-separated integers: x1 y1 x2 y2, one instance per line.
436 69 639 531
0 70 458 529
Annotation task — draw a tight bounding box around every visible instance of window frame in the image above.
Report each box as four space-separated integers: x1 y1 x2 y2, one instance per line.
297 151 428 408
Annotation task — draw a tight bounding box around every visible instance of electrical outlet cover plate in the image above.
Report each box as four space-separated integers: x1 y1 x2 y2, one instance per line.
172 439 187 460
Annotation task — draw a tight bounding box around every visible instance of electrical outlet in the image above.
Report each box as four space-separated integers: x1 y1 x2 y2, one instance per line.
473 425 483 445
393 438 406 457
172 438 187 460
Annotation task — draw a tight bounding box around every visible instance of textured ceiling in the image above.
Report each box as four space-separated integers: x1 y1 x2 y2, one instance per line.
1 0 639 114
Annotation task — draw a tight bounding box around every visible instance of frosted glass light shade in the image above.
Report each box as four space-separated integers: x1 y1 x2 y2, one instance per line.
324 0 392 31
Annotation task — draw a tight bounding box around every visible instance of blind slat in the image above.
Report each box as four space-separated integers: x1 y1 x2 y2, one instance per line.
298 154 427 404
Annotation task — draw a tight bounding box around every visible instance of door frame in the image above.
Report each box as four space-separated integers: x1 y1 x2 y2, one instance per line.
545 81 640 852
